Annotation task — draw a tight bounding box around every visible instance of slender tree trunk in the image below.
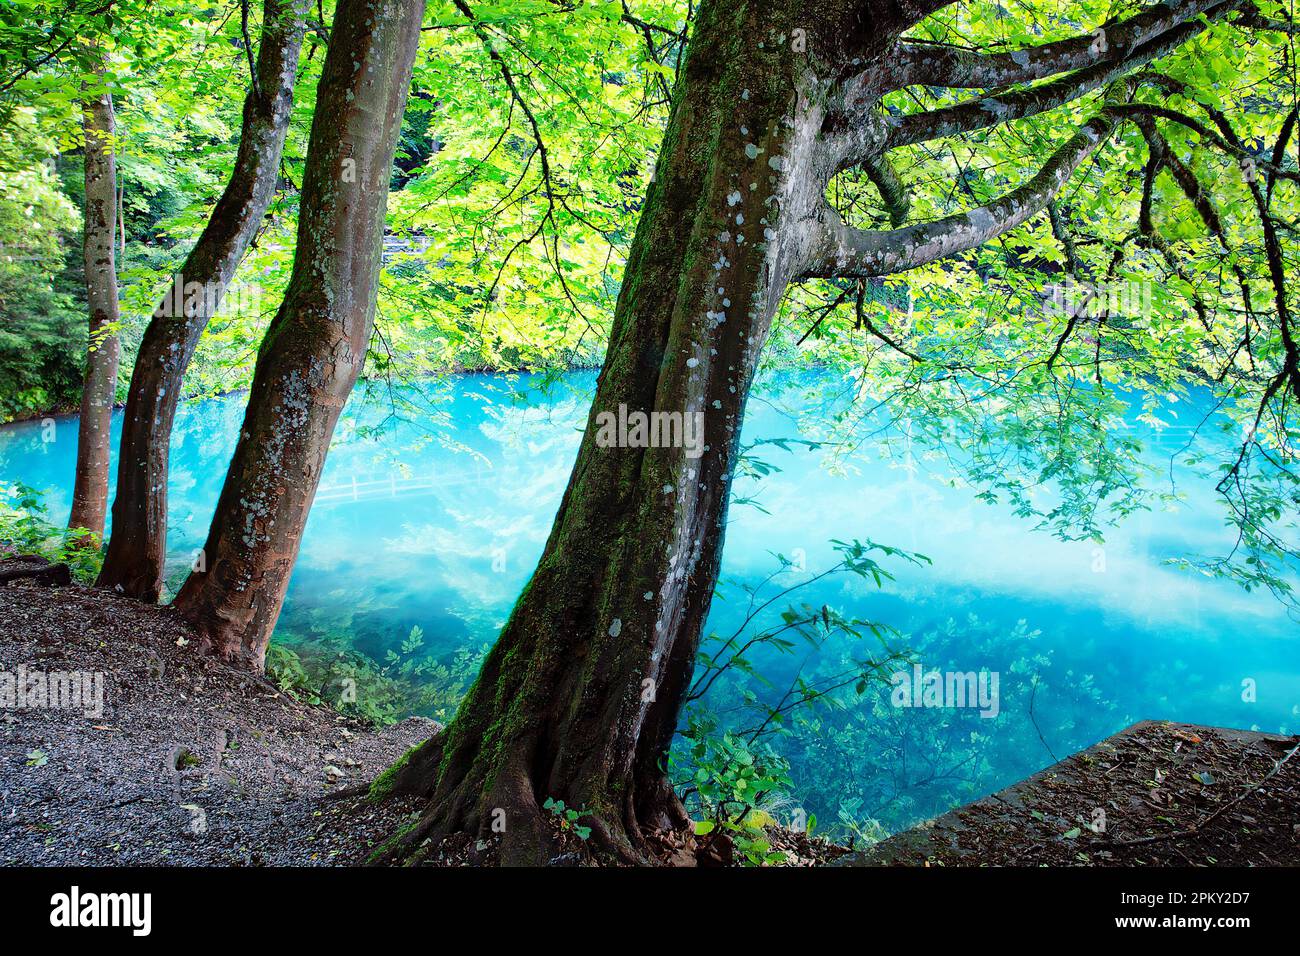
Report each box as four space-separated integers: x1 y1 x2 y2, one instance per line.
68 58 121 543
378 0 904 866
97 0 308 601
170 0 426 670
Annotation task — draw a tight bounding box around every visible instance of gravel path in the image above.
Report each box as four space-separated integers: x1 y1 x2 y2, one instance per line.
0 574 431 866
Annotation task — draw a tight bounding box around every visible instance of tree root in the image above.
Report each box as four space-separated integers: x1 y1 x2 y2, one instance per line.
368 733 697 867
0 555 72 587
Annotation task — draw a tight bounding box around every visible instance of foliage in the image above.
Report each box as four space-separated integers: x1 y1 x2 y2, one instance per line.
0 481 100 579
673 539 923 857
541 797 592 841
0 107 81 421
677 721 795 866
265 626 488 726
782 613 1117 837
6 1 1292 617
767 0 1300 608
686 539 926 734
674 539 1122 844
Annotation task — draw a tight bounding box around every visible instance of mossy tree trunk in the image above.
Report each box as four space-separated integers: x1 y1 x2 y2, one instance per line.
68 54 121 544
98 0 308 602
378 0 910 866
376 0 1164 865
170 0 426 670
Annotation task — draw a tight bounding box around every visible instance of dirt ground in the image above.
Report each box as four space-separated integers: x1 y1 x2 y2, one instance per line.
0 571 429 865
841 720 1300 866
0 572 842 868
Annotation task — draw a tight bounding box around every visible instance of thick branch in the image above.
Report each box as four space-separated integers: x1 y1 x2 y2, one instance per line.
1236 8 1300 33
1108 101 1300 184
802 116 1114 279
884 1 1240 150
1139 119 1253 356
889 0 1226 90
862 154 911 225
1140 121 1230 236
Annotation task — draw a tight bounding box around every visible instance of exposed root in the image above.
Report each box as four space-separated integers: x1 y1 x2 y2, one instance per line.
368 734 444 801
368 736 697 867
0 555 72 587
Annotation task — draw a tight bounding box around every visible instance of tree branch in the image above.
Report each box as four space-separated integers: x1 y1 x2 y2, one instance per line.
884 0 1240 150
862 154 911 225
889 0 1226 90
1108 101 1300 184
1236 7 1300 33
801 116 1115 279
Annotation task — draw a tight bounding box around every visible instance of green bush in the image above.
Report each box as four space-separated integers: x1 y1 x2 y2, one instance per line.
0 482 102 580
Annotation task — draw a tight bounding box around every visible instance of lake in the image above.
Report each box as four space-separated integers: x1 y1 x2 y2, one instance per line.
2 370 1296 836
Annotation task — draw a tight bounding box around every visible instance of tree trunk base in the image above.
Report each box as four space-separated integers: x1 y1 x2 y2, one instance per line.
95 560 162 603
369 733 697 867
168 595 268 672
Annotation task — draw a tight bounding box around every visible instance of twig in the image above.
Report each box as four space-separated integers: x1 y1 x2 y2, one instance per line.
1117 738 1300 847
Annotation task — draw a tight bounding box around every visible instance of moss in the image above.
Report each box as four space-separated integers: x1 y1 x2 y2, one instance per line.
368 743 419 802
364 819 417 865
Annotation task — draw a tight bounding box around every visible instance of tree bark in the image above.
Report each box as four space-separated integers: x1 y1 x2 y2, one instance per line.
372 0 1219 867
375 0 910 867
68 57 121 543
169 0 426 670
97 0 308 602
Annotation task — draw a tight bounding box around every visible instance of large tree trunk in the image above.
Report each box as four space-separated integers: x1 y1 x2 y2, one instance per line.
367 0 1220 867
377 0 904 866
169 0 426 670
68 58 121 543
97 0 308 602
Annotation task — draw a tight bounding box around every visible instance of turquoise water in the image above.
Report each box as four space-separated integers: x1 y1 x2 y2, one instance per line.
2 371 1297 834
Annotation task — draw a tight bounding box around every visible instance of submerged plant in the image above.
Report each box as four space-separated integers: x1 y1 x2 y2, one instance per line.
266 626 488 727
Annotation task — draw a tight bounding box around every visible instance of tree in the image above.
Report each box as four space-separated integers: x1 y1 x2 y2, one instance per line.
96 0 309 602
169 0 427 669
372 0 1284 865
67 50 120 542
0 106 81 422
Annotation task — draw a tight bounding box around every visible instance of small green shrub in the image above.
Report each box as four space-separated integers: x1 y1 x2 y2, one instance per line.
542 797 592 841
677 719 793 866
0 482 102 581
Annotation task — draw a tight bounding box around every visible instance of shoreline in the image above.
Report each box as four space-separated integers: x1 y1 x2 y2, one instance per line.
4 572 1296 866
